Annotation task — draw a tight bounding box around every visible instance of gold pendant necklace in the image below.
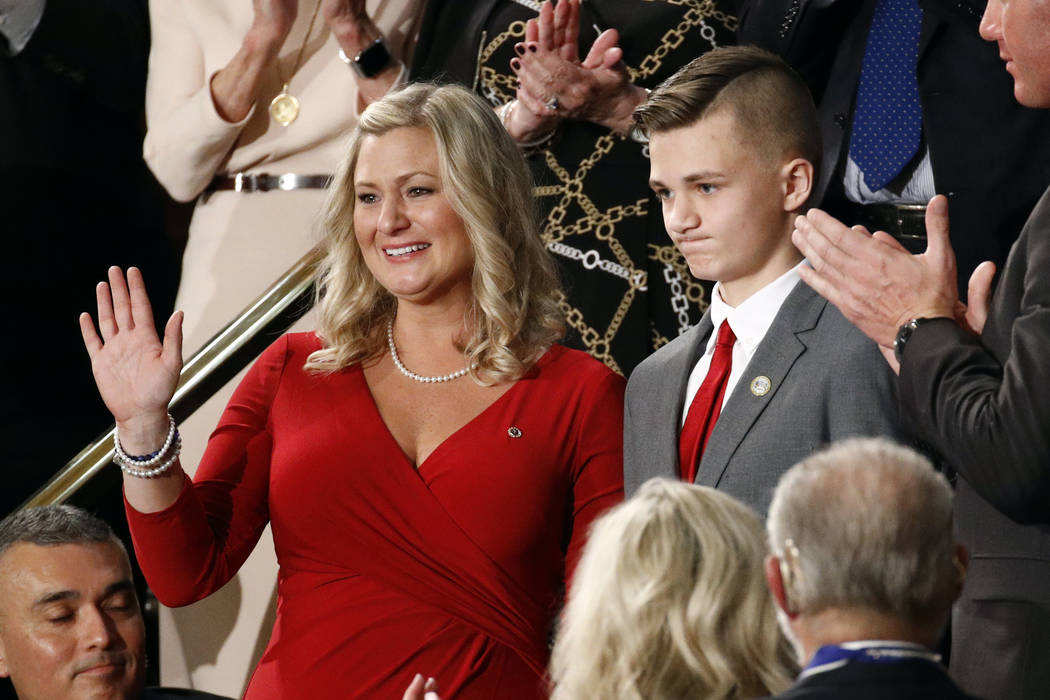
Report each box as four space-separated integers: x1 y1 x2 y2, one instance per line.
270 85 301 126
270 1 322 126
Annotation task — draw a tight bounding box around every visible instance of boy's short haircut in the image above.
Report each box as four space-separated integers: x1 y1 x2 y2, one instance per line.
635 45 821 181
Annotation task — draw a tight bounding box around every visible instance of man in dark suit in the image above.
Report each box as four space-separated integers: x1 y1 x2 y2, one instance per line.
738 0 1050 296
791 2 1050 695
765 439 979 700
623 47 897 514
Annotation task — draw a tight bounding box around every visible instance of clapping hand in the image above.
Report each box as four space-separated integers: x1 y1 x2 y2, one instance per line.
322 0 378 45
960 260 995 337
510 0 646 135
80 267 183 447
322 0 402 108
791 195 984 373
249 0 299 47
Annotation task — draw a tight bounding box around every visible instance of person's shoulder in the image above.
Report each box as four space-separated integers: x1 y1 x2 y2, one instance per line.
536 347 626 422
760 681 850 699
248 333 328 386
539 345 625 389
515 348 624 420
789 287 882 352
629 324 704 383
140 688 234 700
282 331 324 354
816 302 886 354
808 306 896 389
259 331 324 365
809 299 862 337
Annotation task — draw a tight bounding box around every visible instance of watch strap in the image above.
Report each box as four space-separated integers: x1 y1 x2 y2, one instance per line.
339 37 393 79
893 317 939 364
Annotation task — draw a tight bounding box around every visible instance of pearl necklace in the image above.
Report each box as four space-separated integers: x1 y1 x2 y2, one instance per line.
386 320 474 383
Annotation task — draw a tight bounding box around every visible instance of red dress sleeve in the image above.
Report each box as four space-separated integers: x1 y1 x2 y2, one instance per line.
125 335 292 607
563 364 626 586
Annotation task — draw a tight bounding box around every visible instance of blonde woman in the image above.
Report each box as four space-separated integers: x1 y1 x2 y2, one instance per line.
81 83 625 699
551 478 797 699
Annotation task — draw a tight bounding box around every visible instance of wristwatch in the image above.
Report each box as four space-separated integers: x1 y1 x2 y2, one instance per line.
339 37 393 79
893 317 938 364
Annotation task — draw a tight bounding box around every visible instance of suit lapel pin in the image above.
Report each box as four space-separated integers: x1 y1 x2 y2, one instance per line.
508 426 523 438
750 376 772 396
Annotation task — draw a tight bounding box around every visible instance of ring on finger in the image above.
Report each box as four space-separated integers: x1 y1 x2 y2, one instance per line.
545 95 560 112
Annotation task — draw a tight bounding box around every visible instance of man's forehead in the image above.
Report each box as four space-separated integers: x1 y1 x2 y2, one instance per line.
0 541 131 605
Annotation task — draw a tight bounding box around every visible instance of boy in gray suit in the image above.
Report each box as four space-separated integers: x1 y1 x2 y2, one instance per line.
624 46 898 514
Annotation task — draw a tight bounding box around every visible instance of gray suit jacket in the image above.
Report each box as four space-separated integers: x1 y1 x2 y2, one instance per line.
624 281 899 515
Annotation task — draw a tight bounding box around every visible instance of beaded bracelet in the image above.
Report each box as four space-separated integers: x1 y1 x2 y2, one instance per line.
115 434 182 479
499 99 557 150
113 413 182 479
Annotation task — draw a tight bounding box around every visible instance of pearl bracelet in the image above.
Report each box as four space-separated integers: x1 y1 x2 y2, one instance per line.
115 434 183 479
113 413 182 479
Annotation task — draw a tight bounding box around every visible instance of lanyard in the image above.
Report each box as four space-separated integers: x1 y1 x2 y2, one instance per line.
800 642 943 680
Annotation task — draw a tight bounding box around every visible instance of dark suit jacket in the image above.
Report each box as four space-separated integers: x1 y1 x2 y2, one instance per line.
737 0 1050 290
141 689 233 700
624 281 898 514
900 187 1050 696
770 659 982 699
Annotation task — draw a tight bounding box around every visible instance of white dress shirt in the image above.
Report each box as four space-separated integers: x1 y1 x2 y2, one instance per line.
844 150 936 205
681 263 804 425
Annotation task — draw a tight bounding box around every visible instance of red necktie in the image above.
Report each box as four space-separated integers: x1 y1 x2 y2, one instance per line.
678 321 737 483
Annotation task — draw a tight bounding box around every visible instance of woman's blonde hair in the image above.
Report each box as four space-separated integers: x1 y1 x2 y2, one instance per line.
551 479 797 700
305 82 564 382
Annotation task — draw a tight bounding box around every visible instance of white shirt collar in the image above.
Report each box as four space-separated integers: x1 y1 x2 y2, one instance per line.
708 263 804 356
681 262 806 425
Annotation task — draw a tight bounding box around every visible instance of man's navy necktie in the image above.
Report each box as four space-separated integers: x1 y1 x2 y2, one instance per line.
848 0 924 192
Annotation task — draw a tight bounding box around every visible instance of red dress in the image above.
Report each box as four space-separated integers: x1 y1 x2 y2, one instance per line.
126 334 625 699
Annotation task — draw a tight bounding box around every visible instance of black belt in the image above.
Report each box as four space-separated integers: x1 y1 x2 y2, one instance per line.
835 201 927 253
207 172 332 193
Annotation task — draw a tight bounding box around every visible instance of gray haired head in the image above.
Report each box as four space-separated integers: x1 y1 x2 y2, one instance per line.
767 438 958 626
0 505 121 558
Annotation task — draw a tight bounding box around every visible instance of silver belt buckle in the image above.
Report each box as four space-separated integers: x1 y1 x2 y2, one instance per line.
235 172 268 192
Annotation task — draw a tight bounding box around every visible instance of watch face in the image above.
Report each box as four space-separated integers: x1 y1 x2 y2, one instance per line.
355 39 392 78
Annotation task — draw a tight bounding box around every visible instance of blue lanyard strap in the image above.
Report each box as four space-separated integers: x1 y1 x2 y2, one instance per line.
801 642 943 680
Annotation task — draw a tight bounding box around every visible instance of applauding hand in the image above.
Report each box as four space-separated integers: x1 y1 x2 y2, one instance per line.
249 0 298 46
509 0 646 135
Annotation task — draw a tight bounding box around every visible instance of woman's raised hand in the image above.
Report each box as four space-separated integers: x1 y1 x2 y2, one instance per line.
80 267 183 442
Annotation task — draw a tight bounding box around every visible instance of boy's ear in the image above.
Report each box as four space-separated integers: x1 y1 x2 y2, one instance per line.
781 158 814 213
